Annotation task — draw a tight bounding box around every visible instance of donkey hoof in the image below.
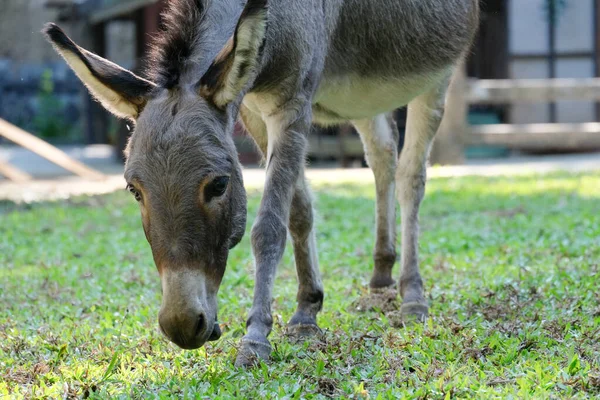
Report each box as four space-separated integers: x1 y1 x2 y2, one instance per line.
285 323 322 341
234 336 272 368
399 301 429 325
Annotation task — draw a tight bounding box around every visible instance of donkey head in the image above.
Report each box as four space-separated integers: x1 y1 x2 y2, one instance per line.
43 0 268 350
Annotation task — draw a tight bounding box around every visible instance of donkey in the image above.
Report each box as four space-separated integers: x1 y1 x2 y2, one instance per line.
43 0 478 366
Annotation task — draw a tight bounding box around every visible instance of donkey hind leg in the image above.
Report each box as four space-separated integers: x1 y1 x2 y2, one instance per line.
352 115 399 289
286 168 324 339
241 104 324 339
236 103 317 366
396 77 449 323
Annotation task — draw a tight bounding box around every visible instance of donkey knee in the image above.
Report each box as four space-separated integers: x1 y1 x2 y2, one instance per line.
289 189 313 242
429 105 445 132
374 247 396 268
396 168 427 204
251 212 288 261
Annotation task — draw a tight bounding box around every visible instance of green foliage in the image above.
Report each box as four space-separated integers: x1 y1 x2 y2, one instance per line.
1 171 599 398
32 70 75 141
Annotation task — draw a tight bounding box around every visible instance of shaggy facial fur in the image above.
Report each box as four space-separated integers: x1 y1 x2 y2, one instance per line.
145 0 209 89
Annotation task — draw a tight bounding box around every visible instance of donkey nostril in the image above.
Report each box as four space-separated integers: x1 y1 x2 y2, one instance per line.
195 313 206 337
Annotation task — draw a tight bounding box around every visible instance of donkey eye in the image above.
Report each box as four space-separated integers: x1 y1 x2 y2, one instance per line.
205 176 229 201
127 184 142 202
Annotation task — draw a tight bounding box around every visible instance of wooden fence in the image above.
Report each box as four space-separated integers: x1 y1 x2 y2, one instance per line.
3 72 599 181
0 119 105 182
433 69 600 164
306 69 600 166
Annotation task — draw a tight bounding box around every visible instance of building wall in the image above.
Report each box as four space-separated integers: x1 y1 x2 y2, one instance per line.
0 0 92 140
509 0 596 124
1 0 67 63
105 21 137 70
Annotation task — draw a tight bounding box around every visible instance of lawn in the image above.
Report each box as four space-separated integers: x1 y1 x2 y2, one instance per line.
1 171 599 399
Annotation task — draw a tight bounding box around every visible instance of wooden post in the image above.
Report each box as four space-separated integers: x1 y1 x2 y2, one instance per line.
0 161 32 182
87 22 109 145
0 119 105 180
115 3 165 163
338 124 353 168
430 63 468 165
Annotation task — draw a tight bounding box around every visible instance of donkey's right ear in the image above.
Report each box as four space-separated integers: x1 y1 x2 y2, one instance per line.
200 0 268 108
42 23 156 120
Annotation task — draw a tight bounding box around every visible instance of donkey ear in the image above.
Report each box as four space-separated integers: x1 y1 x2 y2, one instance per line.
42 23 156 120
200 0 268 108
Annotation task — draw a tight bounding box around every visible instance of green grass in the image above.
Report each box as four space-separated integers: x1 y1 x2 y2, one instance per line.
1 171 599 399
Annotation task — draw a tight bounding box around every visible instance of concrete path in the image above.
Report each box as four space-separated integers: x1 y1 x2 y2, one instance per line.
0 144 124 177
0 144 599 202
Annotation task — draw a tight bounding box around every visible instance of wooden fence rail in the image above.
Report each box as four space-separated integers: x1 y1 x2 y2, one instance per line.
0 119 105 181
468 78 600 104
0 161 31 183
433 73 600 164
470 123 600 150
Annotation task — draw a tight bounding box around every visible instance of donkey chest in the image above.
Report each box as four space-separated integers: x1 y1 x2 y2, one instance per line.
312 70 449 123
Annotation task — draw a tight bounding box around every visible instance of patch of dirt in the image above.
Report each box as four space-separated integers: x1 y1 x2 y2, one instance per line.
352 287 400 313
385 311 406 328
589 373 600 390
466 284 528 323
3 368 34 385
32 362 50 375
317 378 339 398
562 375 600 396
543 320 566 340
284 324 325 344
82 384 99 399
463 346 493 361
517 339 537 353
351 286 432 327
479 303 515 321
2 362 50 390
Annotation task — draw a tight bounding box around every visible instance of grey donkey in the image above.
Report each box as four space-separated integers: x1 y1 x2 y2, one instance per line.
43 0 479 367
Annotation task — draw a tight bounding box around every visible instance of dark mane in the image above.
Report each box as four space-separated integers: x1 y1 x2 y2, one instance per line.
146 0 208 89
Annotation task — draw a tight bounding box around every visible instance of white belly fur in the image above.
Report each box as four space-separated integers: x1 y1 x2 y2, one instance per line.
312 68 450 123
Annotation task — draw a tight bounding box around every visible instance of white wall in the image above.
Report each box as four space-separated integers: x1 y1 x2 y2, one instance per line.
106 21 137 71
509 0 550 55
508 0 596 123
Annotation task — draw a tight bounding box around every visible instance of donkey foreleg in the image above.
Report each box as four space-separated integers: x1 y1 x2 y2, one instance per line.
352 115 399 290
236 102 312 367
397 77 450 323
240 105 324 337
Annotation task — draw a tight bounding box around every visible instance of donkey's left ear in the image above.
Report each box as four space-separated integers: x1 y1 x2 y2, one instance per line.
42 23 156 120
200 0 268 108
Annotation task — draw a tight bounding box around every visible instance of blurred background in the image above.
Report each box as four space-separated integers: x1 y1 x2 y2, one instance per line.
0 0 599 184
